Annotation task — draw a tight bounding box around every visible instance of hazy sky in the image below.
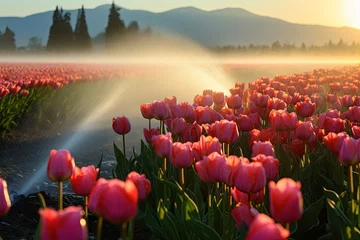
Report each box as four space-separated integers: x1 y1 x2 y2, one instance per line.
0 0 359 28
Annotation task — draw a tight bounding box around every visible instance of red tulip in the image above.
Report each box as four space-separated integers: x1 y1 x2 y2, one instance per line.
88 178 138 224
267 98 287 111
47 149 75 182
195 152 228 183
269 178 303 223
236 114 255 132
0 178 11 216
323 117 345 134
70 166 99 196
245 214 290 240
294 121 315 142
112 116 131 135
252 141 274 157
140 103 154 119
126 171 151 201
352 126 360 139
338 137 359 165
194 94 213 107
165 117 187 136
295 99 316 118
233 162 267 193
317 109 340 128
269 110 298 131
143 128 160 143
152 100 170 120
170 142 194 168
231 187 264 205
326 94 337 104
207 119 239 144
231 202 258 228
226 94 243 109
152 133 173 158
252 154 279 181
213 91 225 105
39 207 87 240
164 96 177 107
21 90 29 96
180 121 202 143
250 93 269 108
195 106 213 125
192 135 222 162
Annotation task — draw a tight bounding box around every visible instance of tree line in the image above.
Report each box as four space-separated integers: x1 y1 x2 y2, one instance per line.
213 39 360 56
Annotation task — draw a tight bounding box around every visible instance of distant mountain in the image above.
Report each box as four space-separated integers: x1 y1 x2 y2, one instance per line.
1 4 360 47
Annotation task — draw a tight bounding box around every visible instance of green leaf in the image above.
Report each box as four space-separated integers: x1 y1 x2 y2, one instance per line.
157 199 181 240
96 154 103 179
144 204 163 237
318 174 335 190
186 217 222 240
296 196 324 233
37 192 47 209
277 144 292 178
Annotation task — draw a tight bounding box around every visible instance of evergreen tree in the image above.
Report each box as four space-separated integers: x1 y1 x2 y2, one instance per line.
47 6 73 52
47 6 61 51
74 5 92 52
105 2 126 49
128 21 139 33
1 27 16 51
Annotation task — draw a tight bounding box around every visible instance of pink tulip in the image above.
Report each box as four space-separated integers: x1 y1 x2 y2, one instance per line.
152 100 170 120
47 149 75 182
231 187 264 205
143 128 160 143
233 162 267 193
170 142 194 168
70 166 99 196
245 214 290 240
269 178 303 223
140 103 154 119
207 119 239 144
231 202 258 228
252 141 275 157
39 207 87 240
338 137 359 165
252 154 279 181
192 135 222 162
152 133 173 158
88 178 138 224
126 171 151 201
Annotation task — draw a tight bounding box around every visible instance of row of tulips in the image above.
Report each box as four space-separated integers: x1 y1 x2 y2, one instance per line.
0 63 161 137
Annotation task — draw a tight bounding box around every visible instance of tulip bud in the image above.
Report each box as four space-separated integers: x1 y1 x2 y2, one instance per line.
47 149 75 182
269 178 303 223
112 116 131 135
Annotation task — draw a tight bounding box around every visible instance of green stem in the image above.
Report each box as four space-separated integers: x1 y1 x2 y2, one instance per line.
222 184 227 232
58 181 63 210
149 119 151 130
179 168 185 189
121 222 127 240
97 217 103 240
122 134 126 159
207 184 212 226
84 196 88 223
227 143 230 156
349 165 355 214
128 220 134 240
248 192 251 206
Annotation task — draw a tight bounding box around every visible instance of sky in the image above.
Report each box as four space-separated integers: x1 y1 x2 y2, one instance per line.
0 0 359 28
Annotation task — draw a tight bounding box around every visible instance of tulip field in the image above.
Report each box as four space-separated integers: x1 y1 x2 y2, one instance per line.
2 63 360 239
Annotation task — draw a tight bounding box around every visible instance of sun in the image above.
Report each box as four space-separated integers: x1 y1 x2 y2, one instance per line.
344 0 360 29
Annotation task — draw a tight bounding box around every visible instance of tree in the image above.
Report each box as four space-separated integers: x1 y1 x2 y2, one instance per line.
301 42 307 52
128 21 139 33
47 6 61 51
105 2 126 49
1 27 16 51
28 37 43 51
47 6 73 52
74 5 92 51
